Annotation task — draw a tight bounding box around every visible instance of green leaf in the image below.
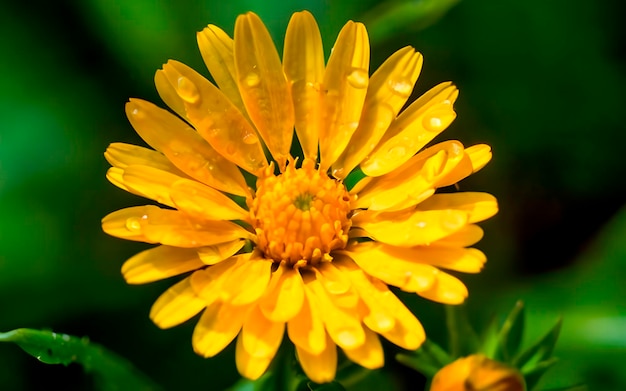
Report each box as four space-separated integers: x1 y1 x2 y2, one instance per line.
541 384 588 391
0 328 161 391
308 381 346 391
523 357 559 391
396 338 452 378
445 304 480 357
495 300 526 363
515 318 562 371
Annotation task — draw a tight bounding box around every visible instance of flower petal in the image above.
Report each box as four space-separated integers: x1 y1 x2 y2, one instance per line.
432 224 484 247
241 305 285 358
122 246 205 284
287 293 326 355
418 271 468 304
319 21 369 170
120 165 180 207
236 333 274 380
125 98 249 196
341 243 438 292
154 69 188 121
102 205 252 247
105 143 180 172
410 246 486 273
159 60 268 175
150 274 206 329
192 300 250 357
197 240 246 265
416 192 499 223
283 10 324 160
296 334 337 384
352 208 469 247
342 326 384 370
354 140 466 211
361 81 458 176
170 179 249 221
219 256 272 305
303 273 365 350
465 144 492 173
197 25 246 114
190 256 239 305
259 265 305 322
235 12 294 168
332 47 423 178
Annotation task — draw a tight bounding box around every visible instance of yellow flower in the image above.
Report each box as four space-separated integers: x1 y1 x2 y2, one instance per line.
430 355 525 391
102 11 497 383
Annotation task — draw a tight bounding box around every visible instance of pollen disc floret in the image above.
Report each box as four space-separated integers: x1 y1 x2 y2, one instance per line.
249 159 352 267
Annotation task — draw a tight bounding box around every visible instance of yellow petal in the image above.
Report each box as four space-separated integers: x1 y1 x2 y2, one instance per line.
412 246 486 273
106 167 131 194
332 47 423 178
354 140 465 211
149 274 206 329
342 326 384 370
236 333 274 380
241 305 285 358
259 266 305 322
197 25 246 114
416 192 498 223
197 240 246 265
154 69 188 121
418 270 468 304
287 293 326 355
159 60 268 175
104 143 180 172
296 334 337 384
234 12 294 168
170 179 249 221
122 245 205 284
433 224 484 247
319 21 370 171
219 256 272 305
125 98 249 196
192 300 250 357
352 208 469 247
361 82 459 176
466 144 492 173
333 257 396 333
283 10 324 160
316 263 360 309
304 274 365 350
121 165 180 207
102 205 252 247
341 243 438 292
189 256 239 305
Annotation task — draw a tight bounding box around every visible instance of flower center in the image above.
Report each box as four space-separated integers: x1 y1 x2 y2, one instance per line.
249 159 353 267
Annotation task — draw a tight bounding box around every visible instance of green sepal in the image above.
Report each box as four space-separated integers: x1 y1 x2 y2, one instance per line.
514 318 562 371
0 328 161 391
445 304 480 357
396 338 452 377
523 357 559 391
495 300 525 363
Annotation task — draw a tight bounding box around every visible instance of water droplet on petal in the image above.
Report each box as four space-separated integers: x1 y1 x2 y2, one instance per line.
125 217 142 232
442 211 466 231
226 143 237 155
336 328 359 348
130 107 144 119
242 130 259 145
177 76 200 104
423 116 442 131
387 76 413 98
244 72 260 87
347 68 369 89
386 145 407 161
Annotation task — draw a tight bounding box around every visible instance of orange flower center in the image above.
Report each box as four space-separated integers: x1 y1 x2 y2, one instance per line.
249 159 353 267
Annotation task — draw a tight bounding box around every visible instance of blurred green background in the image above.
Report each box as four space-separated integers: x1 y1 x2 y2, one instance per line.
1 0 624 389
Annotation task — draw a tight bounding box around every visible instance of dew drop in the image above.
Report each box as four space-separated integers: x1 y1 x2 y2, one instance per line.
387 76 413 98
225 142 237 155
423 116 442 131
244 72 261 87
442 211 466 231
125 218 142 232
386 145 407 161
336 329 359 348
177 76 200 104
346 68 368 89
130 107 145 119
242 130 259 145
